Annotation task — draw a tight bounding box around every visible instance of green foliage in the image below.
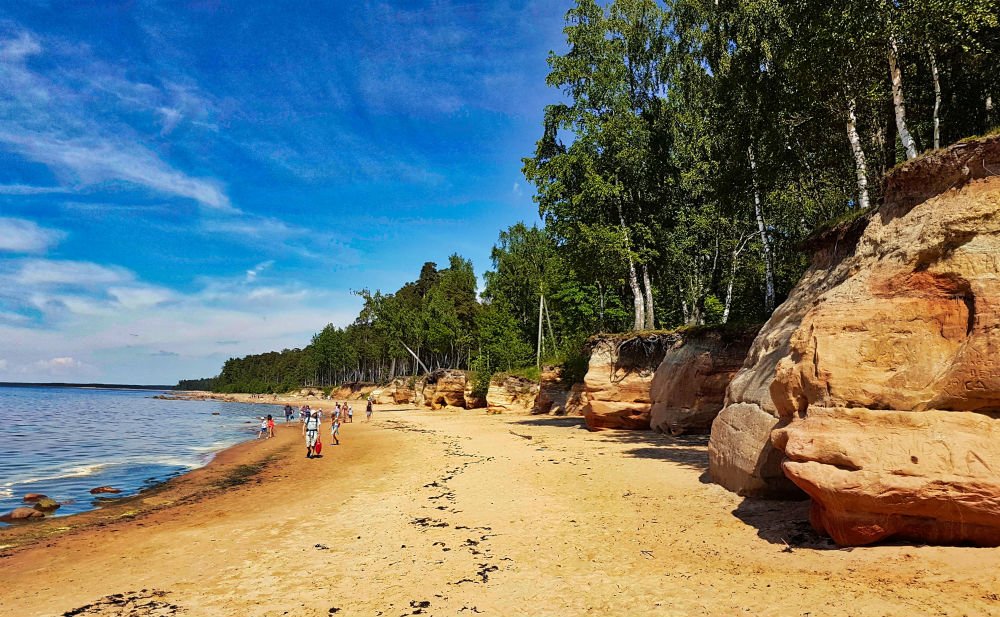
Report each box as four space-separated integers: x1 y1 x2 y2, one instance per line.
180 0 999 393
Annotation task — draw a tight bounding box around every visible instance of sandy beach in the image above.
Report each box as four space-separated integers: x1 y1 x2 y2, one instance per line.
2 405 999 617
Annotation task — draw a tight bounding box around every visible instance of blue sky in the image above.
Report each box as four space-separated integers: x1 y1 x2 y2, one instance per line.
0 0 570 384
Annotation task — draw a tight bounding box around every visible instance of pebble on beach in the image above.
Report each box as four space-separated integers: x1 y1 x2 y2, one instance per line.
0 507 46 522
89 486 123 495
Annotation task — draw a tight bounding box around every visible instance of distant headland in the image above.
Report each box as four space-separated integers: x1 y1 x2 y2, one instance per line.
0 382 174 391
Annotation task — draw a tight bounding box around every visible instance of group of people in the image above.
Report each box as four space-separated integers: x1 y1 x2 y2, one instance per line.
298 398 375 458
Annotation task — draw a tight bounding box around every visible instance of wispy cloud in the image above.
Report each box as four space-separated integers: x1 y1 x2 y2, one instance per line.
0 255 359 382
0 28 232 210
0 217 66 253
0 184 71 195
245 260 274 282
12 259 132 286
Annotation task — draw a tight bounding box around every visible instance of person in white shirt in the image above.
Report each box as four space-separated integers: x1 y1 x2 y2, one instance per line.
302 411 321 458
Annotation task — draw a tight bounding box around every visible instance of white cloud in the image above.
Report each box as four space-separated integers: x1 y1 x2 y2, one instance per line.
13 259 132 286
0 255 361 383
0 358 7 370
0 31 41 61
107 286 174 310
0 217 66 253
245 260 274 282
35 356 81 370
0 29 232 211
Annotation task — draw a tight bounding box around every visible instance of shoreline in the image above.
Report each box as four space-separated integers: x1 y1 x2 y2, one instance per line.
3 406 999 615
0 409 300 553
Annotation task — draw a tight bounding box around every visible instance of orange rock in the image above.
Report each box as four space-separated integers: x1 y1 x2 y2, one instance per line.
710 136 1000 543
649 328 756 435
580 336 666 430
773 407 1000 546
423 369 467 409
486 375 538 414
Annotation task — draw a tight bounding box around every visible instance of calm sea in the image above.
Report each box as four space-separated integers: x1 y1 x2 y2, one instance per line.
0 386 270 522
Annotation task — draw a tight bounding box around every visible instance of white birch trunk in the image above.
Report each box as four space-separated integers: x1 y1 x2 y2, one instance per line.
927 45 941 149
748 146 776 313
641 263 655 329
536 293 544 367
846 99 871 210
888 32 919 160
617 201 644 331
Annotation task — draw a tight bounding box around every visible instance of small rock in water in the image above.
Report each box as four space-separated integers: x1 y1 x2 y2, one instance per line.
0 507 45 522
32 497 61 512
90 486 122 495
22 493 47 503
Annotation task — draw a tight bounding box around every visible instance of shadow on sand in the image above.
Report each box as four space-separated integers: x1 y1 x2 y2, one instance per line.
513 417 843 549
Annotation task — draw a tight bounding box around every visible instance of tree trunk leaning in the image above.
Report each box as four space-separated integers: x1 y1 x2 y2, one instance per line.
888 32 919 160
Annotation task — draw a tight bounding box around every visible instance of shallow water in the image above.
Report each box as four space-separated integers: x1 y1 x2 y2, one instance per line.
0 386 272 521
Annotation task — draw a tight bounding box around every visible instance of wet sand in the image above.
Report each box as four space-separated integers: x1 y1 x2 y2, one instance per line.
2 407 998 616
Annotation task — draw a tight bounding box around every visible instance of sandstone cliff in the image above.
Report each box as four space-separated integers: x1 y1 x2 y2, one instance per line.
532 366 586 415
649 326 757 435
709 136 1000 545
581 334 674 430
486 375 539 413
423 369 468 409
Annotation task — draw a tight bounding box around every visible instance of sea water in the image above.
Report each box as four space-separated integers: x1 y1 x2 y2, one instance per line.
0 386 271 522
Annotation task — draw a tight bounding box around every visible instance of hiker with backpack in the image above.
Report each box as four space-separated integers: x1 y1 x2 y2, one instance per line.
302 410 321 458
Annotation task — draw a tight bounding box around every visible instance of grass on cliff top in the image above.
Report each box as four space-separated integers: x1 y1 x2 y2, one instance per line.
886 130 1000 176
490 366 541 384
587 321 761 344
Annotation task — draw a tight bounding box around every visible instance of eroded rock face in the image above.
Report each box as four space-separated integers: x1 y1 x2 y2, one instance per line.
486 375 539 413
464 381 487 409
581 336 671 430
532 366 570 415
650 328 756 435
424 369 468 409
772 407 1000 546
710 136 1000 544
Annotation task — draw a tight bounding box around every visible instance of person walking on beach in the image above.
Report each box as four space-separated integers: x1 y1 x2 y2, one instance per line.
267 414 275 438
302 410 321 458
347 404 353 423
331 416 341 445
258 417 268 439
366 399 373 421
284 405 293 423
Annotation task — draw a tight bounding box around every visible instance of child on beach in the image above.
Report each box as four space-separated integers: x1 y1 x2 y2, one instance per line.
331 417 340 445
366 399 373 421
266 414 275 438
258 417 268 438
